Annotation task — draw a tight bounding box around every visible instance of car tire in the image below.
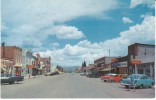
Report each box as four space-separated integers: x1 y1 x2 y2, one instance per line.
149 82 154 88
125 85 129 88
139 84 144 89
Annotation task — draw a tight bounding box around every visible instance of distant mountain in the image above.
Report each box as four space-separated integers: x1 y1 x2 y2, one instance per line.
63 66 80 73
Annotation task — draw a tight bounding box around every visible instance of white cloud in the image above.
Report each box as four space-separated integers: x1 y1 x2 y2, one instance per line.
122 17 133 24
37 15 154 67
54 25 85 39
1 0 119 46
130 0 154 8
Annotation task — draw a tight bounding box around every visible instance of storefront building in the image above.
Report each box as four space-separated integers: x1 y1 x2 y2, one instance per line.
1 46 23 76
22 49 34 77
94 56 116 76
40 56 51 74
128 43 155 79
115 56 128 75
1 58 14 74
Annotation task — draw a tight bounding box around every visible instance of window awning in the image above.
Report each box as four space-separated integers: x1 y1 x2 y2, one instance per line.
27 65 34 68
14 63 22 67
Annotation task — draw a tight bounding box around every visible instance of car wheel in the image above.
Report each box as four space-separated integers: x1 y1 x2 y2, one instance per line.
125 85 129 88
139 84 144 89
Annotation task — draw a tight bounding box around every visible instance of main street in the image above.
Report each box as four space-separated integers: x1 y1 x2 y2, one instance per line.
1 73 155 98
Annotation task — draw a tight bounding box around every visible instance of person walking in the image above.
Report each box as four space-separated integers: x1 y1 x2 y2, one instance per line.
128 76 136 92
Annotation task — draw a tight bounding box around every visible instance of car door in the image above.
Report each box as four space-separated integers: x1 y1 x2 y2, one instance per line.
141 76 148 87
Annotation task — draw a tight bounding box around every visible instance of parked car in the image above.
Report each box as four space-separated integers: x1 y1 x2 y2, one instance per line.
1 74 14 84
88 71 100 78
101 73 122 82
120 74 155 88
49 71 59 76
1 74 24 84
80 73 85 76
11 74 24 83
86 72 91 77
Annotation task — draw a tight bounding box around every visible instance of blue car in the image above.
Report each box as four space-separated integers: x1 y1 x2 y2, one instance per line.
120 74 155 88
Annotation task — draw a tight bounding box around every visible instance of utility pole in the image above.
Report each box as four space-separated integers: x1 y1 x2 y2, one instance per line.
109 49 111 73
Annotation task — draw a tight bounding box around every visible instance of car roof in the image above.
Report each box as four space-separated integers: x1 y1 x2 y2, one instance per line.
107 73 117 76
131 74 146 76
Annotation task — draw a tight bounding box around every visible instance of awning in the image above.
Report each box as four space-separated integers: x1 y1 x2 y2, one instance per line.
27 65 34 68
99 68 111 71
14 63 22 67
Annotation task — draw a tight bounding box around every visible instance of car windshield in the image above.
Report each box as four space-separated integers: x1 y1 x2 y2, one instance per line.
128 75 141 79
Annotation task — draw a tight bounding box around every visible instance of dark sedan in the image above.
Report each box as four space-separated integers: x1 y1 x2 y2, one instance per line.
1 74 24 84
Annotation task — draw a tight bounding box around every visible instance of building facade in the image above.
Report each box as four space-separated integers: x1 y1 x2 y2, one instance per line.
128 43 155 79
1 46 23 76
40 56 51 74
22 49 35 77
115 56 128 75
94 56 116 75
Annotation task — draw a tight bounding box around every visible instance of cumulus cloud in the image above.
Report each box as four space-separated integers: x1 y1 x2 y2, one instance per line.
130 0 154 8
122 17 133 24
37 15 154 66
54 25 85 39
1 0 119 47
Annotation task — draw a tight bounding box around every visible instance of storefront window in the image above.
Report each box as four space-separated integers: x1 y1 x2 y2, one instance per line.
145 69 150 77
138 69 143 74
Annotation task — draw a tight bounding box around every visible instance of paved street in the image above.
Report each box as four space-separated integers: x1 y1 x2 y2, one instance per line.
1 73 155 98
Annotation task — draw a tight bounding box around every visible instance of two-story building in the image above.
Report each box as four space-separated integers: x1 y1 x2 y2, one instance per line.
128 43 155 79
1 45 22 76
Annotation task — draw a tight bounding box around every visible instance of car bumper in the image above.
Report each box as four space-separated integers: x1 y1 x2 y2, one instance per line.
120 83 130 86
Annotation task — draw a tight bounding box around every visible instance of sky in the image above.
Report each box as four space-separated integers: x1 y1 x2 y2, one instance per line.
1 0 155 67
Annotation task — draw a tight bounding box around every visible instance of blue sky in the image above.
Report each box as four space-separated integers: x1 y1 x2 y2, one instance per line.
1 0 155 67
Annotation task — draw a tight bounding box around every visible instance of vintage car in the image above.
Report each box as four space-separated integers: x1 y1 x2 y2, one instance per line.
120 74 155 88
80 73 85 76
101 73 122 82
1 74 24 84
88 70 100 78
1 74 14 84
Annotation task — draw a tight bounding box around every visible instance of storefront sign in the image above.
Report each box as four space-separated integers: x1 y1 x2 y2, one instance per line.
131 60 141 65
27 65 34 68
117 61 127 67
111 63 119 67
112 58 118 62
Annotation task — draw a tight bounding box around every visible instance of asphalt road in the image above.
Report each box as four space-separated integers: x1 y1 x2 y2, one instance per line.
1 73 155 98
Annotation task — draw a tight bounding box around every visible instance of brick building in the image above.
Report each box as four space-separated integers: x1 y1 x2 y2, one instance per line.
115 56 128 75
94 56 116 76
1 46 22 76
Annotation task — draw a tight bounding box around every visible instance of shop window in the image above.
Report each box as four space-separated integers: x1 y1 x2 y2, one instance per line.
138 69 143 74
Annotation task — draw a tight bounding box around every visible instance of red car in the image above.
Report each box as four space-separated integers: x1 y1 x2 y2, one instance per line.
101 73 122 82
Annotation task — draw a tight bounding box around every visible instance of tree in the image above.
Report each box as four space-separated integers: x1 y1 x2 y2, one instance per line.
83 60 86 67
82 62 84 67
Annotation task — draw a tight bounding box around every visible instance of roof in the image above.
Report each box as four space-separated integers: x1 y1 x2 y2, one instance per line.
131 74 146 76
129 43 155 47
